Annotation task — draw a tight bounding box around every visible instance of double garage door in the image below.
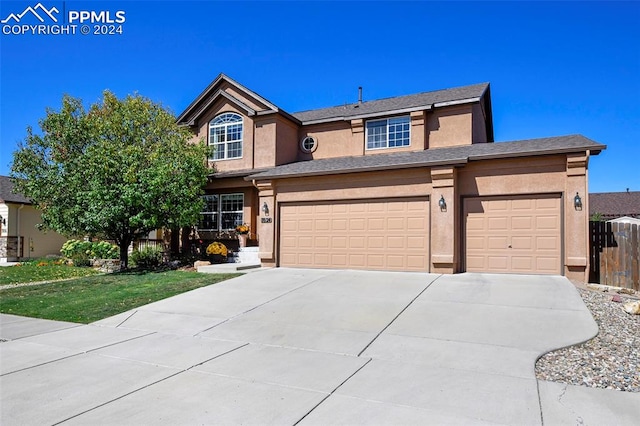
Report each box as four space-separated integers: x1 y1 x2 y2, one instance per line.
464 194 562 274
279 198 429 272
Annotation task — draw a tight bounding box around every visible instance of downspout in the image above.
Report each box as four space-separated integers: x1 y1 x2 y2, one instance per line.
17 204 24 260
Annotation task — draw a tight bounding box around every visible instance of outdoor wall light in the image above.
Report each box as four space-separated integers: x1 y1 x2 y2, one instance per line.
0 215 5 225
438 195 447 212
261 202 269 216
574 192 582 211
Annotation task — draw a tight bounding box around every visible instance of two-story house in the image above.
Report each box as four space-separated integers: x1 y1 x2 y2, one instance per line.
177 74 605 282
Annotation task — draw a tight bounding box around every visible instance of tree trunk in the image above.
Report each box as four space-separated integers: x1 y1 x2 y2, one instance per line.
119 242 129 270
162 229 173 263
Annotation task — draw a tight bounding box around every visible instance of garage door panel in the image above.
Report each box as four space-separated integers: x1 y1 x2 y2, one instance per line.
511 236 532 250
536 216 558 230
407 236 427 249
487 256 509 270
349 218 366 231
407 217 426 230
488 236 508 249
387 255 405 268
280 198 429 272
386 236 402 249
511 199 533 210
511 257 533 271
368 218 385 230
536 236 559 251
488 217 509 230
487 200 508 211
407 255 427 269
511 216 533 230
465 195 561 275
349 236 366 249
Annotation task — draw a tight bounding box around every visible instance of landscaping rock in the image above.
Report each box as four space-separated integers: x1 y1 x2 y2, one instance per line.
194 260 211 268
623 300 640 315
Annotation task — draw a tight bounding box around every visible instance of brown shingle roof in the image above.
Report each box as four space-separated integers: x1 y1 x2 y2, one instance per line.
0 175 31 204
247 135 605 180
589 191 640 219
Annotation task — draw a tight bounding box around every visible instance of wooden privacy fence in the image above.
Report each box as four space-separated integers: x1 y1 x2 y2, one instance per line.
589 221 639 290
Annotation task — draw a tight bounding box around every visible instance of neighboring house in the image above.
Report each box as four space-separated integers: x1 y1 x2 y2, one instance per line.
589 190 640 220
177 74 605 282
0 175 67 262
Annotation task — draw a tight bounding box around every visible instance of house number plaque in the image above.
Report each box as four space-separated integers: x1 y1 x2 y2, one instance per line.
261 217 272 223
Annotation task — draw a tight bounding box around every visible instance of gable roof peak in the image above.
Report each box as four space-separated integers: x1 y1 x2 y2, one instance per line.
176 73 283 126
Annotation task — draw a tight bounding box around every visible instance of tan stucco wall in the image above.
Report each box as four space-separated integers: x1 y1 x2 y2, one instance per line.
253 117 277 169
275 115 299 165
1 203 67 260
274 169 432 203
298 121 362 160
471 103 488 143
427 105 473 148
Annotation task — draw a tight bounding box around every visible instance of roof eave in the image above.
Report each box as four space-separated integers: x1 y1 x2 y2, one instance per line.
246 158 468 181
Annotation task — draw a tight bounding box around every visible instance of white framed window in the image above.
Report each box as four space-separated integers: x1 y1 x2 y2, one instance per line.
366 116 410 150
199 193 243 231
220 194 244 230
300 136 317 153
209 113 243 160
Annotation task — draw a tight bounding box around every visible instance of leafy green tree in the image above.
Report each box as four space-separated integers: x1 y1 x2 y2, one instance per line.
11 91 210 268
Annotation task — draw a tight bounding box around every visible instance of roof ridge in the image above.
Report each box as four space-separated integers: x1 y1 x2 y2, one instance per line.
292 82 490 115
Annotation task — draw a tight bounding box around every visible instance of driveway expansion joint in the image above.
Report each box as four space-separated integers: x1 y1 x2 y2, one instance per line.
357 274 442 357
293 358 373 425
195 269 345 336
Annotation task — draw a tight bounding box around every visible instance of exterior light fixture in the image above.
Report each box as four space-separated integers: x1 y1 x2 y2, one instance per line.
0 215 5 225
261 202 269 216
574 192 582 210
438 195 447 211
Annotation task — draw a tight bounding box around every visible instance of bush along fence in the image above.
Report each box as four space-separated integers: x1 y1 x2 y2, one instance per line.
589 221 639 291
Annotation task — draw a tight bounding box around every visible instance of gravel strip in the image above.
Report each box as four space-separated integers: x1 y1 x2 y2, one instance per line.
535 287 639 392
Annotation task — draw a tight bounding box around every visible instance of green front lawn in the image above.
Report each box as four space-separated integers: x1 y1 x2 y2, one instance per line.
0 270 240 323
0 259 100 285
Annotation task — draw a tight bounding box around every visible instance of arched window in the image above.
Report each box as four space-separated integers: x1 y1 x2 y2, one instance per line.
209 113 243 160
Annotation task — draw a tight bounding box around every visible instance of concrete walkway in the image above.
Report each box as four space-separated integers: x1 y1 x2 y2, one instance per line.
1 269 638 425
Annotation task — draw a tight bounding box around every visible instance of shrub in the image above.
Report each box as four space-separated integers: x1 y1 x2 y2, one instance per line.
206 242 228 257
131 247 163 269
60 239 119 266
91 241 119 259
60 239 93 266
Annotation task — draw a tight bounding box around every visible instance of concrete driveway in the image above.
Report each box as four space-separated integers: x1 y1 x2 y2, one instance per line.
1 269 638 425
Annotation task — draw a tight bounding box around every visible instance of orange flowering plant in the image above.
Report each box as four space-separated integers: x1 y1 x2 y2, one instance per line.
235 224 250 235
206 242 228 257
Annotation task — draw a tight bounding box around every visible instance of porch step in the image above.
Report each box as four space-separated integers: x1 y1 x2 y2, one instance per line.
197 262 262 274
237 246 260 264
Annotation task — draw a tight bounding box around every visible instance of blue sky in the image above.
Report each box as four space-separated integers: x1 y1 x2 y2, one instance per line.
1 1 638 193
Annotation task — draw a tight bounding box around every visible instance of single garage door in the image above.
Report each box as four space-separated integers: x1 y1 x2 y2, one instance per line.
279 198 429 271
464 194 561 274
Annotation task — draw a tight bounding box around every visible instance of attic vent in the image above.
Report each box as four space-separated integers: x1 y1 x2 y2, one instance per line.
300 136 318 153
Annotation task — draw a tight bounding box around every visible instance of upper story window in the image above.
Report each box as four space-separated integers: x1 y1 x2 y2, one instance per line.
366 116 410 150
209 113 243 160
